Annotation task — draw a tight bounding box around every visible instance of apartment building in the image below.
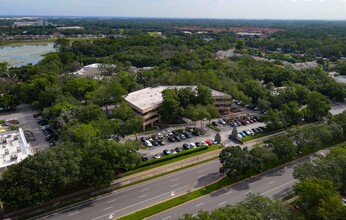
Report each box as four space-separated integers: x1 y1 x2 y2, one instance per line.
125 86 232 130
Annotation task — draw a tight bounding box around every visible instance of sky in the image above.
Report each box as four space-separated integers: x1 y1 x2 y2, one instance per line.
1 0 346 20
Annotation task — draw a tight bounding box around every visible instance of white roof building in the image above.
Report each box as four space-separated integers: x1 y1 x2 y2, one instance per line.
125 86 231 114
72 63 116 78
0 128 33 170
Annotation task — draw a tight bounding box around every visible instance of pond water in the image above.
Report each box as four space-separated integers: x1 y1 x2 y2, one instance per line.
0 42 55 67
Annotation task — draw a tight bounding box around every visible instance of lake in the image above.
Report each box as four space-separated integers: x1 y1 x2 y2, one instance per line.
0 42 55 67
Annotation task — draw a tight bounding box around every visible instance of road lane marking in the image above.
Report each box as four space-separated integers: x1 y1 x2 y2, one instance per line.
198 175 204 178
171 178 179 182
68 212 79 216
107 198 117 203
162 216 172 220
141 188 149 192
91 185 190 220
196 203 204 207
170 184 178 188
269 181 275 185
103 206 113 211
218 201 226 206
138 194 148 198
261 179 298 196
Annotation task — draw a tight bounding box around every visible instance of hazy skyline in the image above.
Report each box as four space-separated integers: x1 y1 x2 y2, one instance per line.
1 0 346 20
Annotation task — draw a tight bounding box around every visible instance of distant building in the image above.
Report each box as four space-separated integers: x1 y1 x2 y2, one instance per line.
0 128 33 175
12 19 48 28
56 26 85 30
215 49 235 59
125 86 232 130
72 63 116 79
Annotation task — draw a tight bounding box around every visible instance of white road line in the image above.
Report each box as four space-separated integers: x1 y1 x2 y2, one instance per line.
138 194 148 198
68 212 79 216
170 184 178 188
141 188 149 192
198 175 204 178
269 181 275 185
261 179 298 196
171 178 179 182
91 185 190 220
103 206 113 211
107 198 117 203
196 203 204 207
162 216 172 220
218 201 226 206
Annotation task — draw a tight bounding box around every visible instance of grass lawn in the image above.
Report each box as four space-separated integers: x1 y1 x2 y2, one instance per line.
242 130 281 142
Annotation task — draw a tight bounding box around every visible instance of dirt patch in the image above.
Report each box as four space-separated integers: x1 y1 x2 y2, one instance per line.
7 120 20 124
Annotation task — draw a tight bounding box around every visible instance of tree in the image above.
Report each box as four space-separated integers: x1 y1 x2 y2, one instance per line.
195 85 213 106
54 38 71 53
177 87 196 108
112 101 135 121
304 91 331 121
295 178 346 219
159 89 183 123
215 133 221 144
235 40 245 50
264 135 296 161
219 146 254 177
230 128 238 140
281 101 303 126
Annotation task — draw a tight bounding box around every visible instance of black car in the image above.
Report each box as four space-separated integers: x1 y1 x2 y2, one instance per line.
163 149 172 155
211 121 218 126
38 120 49 126
158 140 166 145
192 130 200 136
183 131 192 138
140 137 146 143
168 137 176 142
179 134 186 140
183 143 190 150
152 141 159 146
195 142 202 147
174 135 182 141
141 156 149 162
175 147 183 152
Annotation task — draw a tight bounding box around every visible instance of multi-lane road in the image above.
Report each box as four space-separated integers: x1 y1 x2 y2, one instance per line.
37 160 223 220
149 158 303 220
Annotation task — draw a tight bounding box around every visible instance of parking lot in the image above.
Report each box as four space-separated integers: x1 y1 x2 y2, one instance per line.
137 118 266 159
0 104 49 152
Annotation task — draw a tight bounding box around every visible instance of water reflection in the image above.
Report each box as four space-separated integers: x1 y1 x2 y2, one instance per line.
0 42 54 67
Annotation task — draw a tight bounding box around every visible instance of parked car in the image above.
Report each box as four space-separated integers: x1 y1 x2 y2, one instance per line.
168 137 176 142
200 141 209 146
152 141 159 146
211 121 219 127
218 119 227 125
170 149 177 154
205 140 213 146
153 154 161 159
192 130 200 136
211 139 218 145
175 147 183 152
179 134 186 140
190 143 197 148
239 132 247 137
142 155 149 162
140 137 146 143
144 140 153 147
163 149 171 155
182 131 192 138
158 140 166 145
195 142 203 147
183 143 191 150
174 135 182 141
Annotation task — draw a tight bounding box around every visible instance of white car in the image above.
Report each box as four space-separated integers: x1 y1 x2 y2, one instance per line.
40 125 50 130
218 119 227 125
144 140 153 147
190 143 197 148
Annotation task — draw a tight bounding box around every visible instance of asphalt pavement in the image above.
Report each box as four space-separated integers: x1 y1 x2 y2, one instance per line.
36 160 223 220
149 158 304 220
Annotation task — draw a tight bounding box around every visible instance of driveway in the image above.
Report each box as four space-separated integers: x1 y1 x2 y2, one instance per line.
0 104 49 152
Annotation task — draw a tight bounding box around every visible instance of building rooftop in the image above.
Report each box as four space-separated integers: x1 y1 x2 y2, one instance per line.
0 128 33 169
125 86 231 113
